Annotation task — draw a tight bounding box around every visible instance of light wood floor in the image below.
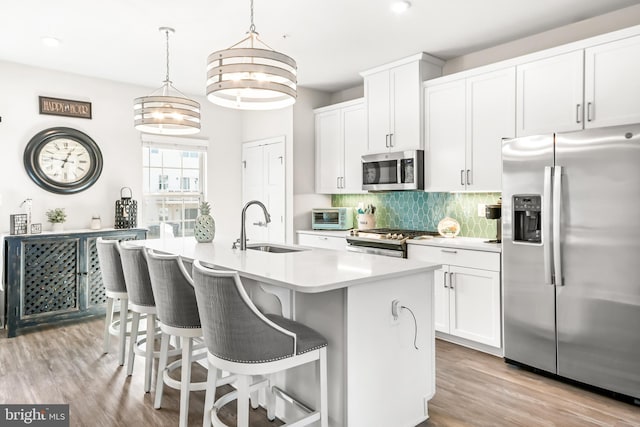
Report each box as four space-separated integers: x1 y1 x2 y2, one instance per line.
1 318 638 426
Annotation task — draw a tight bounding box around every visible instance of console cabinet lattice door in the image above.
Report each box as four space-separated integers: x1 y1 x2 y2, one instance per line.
4 229 146 337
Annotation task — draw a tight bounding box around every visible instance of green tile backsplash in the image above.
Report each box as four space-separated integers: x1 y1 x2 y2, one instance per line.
332 192 501 238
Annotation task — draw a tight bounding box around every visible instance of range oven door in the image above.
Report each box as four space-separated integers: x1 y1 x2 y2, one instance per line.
346 244 404 258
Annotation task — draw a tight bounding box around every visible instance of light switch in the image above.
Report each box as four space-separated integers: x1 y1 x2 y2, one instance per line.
477 204 486 217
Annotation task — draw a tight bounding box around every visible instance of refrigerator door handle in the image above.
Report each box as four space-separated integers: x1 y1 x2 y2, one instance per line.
553 166 564 286
543 166 554 285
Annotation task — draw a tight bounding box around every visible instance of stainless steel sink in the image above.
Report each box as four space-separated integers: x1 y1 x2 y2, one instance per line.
246 244 306 253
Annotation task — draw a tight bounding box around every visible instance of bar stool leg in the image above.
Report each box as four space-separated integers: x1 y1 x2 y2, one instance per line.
144 313 156 393
319 347 328 427
179 337 193 427
103 297 114 354
118 298 129 366
154 332 170 409
266 374 276 422
203 362 218 427
126 312 140 376
236 375 250 427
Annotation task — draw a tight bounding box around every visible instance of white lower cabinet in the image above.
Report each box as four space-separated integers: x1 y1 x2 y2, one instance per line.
409 245 501 350
297 232 348 251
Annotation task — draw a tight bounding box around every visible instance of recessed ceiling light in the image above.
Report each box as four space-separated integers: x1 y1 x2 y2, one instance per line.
41 37 60 47
390 0 411 14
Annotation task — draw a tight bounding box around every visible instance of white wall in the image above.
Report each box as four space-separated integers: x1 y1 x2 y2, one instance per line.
443 4 640 75
0 60 242 234
292 87 332 233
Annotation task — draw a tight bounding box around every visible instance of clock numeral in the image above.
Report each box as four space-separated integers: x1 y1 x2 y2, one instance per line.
78 160 88 164
78 167 86 173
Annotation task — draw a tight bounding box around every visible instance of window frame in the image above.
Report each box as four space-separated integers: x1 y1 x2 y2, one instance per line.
140 135 208 239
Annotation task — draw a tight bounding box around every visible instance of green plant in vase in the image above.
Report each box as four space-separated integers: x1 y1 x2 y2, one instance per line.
194 201 215 243
46 208 67 232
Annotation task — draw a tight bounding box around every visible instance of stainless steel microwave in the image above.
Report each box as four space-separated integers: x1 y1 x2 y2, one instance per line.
311 207 354 230
362 150 424 191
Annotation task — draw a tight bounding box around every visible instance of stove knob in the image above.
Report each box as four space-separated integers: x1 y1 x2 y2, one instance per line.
397 233 404 240
385 233 392 239
391 233 398 240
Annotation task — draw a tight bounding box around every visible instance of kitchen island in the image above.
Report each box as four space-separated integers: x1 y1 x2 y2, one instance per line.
140 237 440 427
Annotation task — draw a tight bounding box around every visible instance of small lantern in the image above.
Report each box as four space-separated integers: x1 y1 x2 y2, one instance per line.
114 187 137 229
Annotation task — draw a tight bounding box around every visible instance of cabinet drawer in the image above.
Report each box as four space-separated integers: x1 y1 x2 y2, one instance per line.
408 245 500 271
297 234 347 251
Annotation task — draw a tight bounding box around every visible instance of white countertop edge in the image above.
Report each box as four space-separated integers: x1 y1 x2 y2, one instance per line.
296 229 351 238
296 229 502 253
408 237 501 253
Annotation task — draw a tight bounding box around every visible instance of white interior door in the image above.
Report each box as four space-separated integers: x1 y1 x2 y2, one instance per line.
242 137 285 244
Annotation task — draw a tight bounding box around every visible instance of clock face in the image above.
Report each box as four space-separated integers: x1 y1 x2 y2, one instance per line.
38 137 92 184
24 127 103 194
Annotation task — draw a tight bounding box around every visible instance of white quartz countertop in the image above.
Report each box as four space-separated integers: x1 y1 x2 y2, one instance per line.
139 237 440 293
408 236 501 252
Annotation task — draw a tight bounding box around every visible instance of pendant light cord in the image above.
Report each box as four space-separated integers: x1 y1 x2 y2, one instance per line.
164 28 171 84
249 0 256 33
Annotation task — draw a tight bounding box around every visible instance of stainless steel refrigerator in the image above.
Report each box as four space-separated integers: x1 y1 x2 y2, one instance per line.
502 123 640 400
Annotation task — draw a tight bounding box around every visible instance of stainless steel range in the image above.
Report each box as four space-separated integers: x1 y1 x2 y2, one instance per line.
346 228 439 258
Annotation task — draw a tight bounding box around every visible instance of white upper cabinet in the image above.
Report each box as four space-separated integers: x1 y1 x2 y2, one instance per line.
516 50 584 136
467 68 516 191
424 79 466 191
315 99 367 194
584 34 640 128
425 67 515 192
361 53 443 153
517 33 640 136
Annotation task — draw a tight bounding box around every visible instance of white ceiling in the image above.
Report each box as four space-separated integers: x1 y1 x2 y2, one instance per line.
1 0 639 96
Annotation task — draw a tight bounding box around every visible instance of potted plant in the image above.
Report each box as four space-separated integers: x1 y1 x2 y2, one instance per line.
46 208 67 232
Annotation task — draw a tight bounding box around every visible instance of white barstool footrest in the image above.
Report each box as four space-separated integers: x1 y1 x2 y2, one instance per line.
272 386 315 414
211 378 269 427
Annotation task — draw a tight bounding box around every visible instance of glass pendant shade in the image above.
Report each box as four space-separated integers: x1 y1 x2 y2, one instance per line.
134 27 201 135
206 1 297 110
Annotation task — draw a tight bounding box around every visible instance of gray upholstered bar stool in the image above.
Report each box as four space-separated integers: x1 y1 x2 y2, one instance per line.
192 260 328 427
118 242 163 393
96 237 131 366
146 249 207 427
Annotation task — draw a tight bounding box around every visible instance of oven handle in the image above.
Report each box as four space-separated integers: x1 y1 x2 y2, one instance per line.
346 245 404 258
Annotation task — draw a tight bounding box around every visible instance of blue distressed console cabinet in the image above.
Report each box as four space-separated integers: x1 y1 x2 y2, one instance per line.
3 228 146 337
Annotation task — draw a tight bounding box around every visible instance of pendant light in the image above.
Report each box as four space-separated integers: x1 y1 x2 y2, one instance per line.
134 27 201 135
206 0 297 110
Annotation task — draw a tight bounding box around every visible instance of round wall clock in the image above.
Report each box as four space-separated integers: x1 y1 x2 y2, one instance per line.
24 127 103 194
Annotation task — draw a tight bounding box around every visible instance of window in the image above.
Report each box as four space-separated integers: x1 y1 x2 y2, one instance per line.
142 140 207 239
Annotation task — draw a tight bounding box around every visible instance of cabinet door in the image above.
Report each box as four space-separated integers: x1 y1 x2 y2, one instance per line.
341 103 367 193
21 238 80 317
466 67 516 191
516 50 584 136
424 80 466 191
584 34 640 128
448 266 501 348
365 70 391 153
433 266 450 333
391 62 422 150
315 109 343 193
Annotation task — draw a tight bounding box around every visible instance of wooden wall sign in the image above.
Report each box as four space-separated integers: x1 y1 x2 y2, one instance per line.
39 96 92 119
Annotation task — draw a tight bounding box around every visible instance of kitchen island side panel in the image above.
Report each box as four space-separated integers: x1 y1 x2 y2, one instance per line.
347 271 435 427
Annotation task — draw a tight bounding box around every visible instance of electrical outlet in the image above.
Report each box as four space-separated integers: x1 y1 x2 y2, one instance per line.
391 299 401 324
477 204 486 217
